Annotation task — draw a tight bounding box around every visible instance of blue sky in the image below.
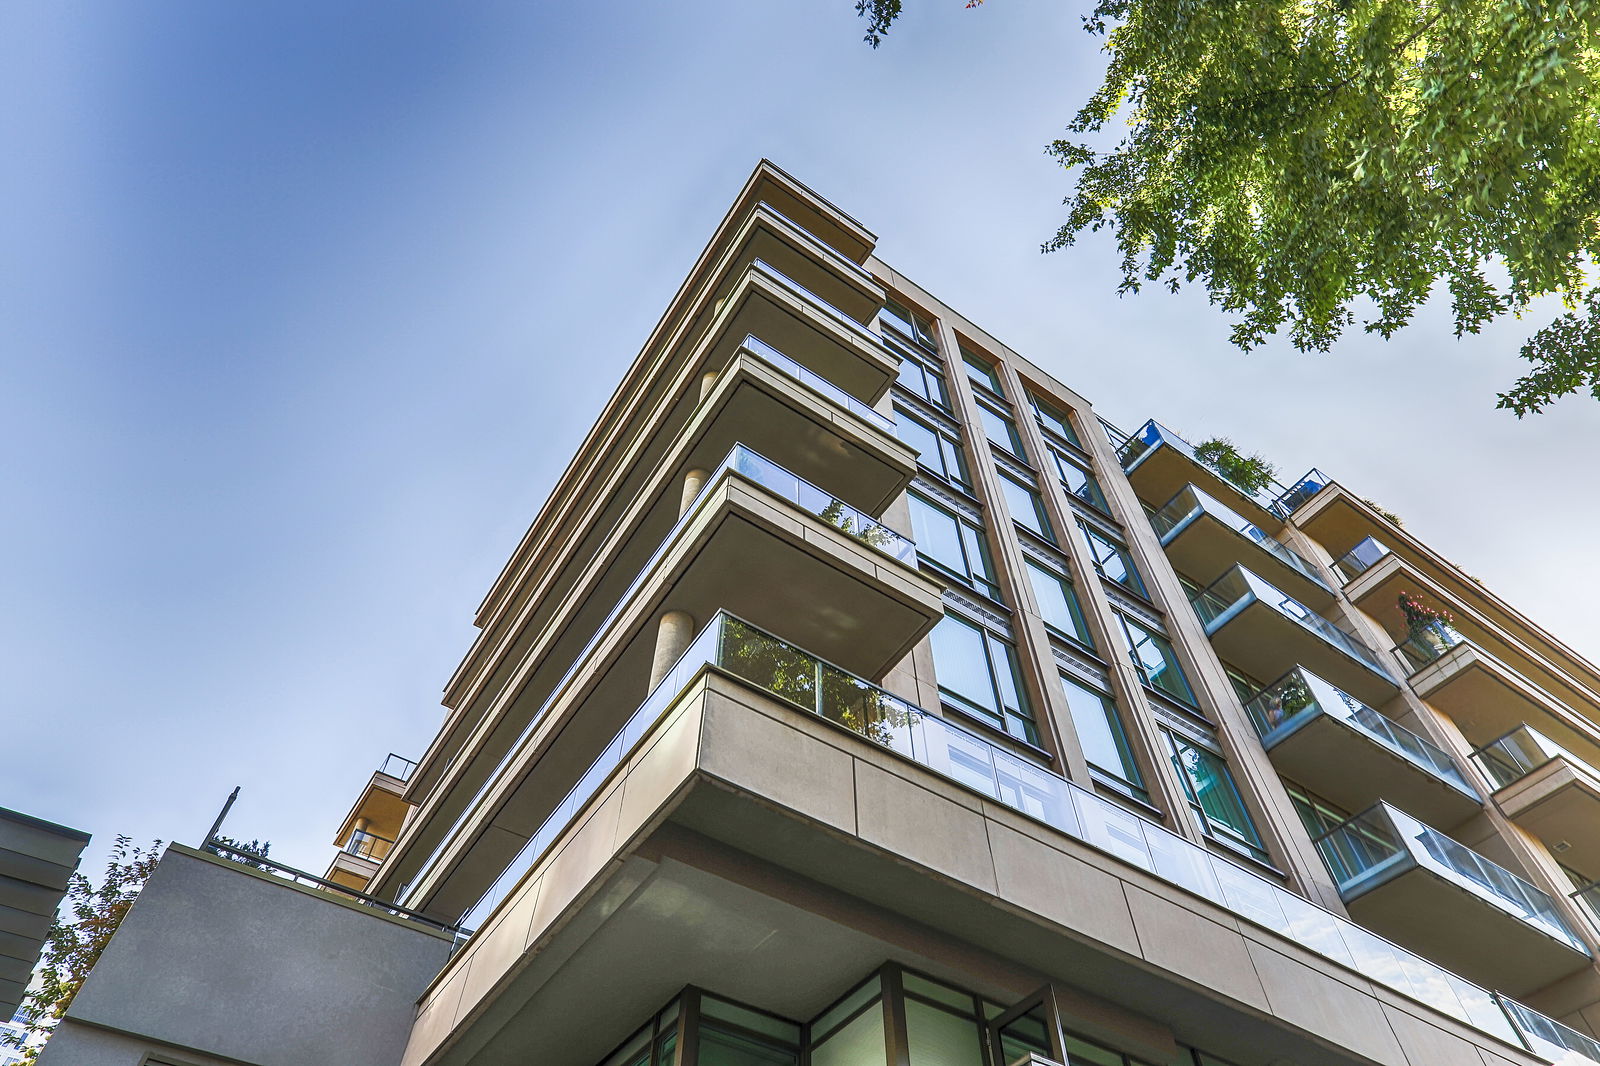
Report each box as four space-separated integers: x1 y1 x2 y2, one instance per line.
6 2 1598 881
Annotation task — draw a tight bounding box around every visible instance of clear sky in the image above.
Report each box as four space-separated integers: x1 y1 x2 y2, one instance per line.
6 2 1598 881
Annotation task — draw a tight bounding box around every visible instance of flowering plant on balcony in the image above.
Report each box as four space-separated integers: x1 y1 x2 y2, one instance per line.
1397 591 1453 634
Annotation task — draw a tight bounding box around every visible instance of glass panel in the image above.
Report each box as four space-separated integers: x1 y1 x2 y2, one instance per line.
701 997 802 1045
908 494 997 599
1148 485 1328 591
962 349 1005 396
1472 724 1579 790
737 334 895 433
698 1025 799 1066
1077 522 1144 596
1027 392 1082 447
1192 567 1392 679
930 615 1002 723
1049 445 1109 512
721 618 819 712
999 473 1055 543
881 298 940 351
903 973 975 1014
905 999 985 1066
1059 673 1144 796
1333 535 1391 583
1060 1032 1123 1066
810 1001 887 1066
979 402 1026 458
996 1003 1054 1066
812 976 882 1043
1119 617 1196 707
1168 734 1267 860
896 410 969 487
1027 560 1093 647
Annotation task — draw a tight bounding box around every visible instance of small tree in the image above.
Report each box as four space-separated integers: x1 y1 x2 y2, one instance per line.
11 838 163 1061
1193 437 1279 495
211 836 272 870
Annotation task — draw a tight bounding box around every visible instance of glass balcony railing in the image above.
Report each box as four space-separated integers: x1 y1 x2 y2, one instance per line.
1500 996 1600 1066
1118 421 1288 514
1273 468 1331 516
737 334 895 433
1191 566 1395 681
1244 668 1476 798
446 612 1595 1061
379 753 418 782
344 829 394 862
400 445 916 911
1150 485 1331 593
1472 725 1595 792
1333 535 1393 583
1394 620 1469 673
1312 801 1588 954
749 258 885 350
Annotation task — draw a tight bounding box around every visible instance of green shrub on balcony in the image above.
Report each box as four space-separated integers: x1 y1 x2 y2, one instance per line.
1194 437 1279 495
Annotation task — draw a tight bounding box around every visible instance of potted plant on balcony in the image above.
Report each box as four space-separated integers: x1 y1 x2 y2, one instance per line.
1398 592 1457 657
1194 437 1279 496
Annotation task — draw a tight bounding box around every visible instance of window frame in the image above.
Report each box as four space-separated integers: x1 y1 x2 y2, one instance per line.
997 470 1056 544
880 297 940 352
1116 613 1198 708
929 612 1040 745
1024 558 1094 650
1046 442 1110 514
894 405 971 490
1025 390 1085 450
961 346 1007 398
907 491 1001 600
1166 730 1269 862
1058 671 1148 801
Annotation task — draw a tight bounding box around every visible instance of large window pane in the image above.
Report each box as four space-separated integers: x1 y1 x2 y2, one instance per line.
1025 560 1093 648
930 614 1038 744
1059 674 1145 798
1169 733 1268 861
1027 391 1083 448
896 408 969 488
1078 521 1145 596
895 352 950 409
810 1003 886 1066
998 472 1055 543
698 1025 799 1066
978 402 1026 459
1048 445 1109 512
905 999 985 1066
1117 615 1196 707
962 349 1006 397
882 298 939 351
908 493 998 599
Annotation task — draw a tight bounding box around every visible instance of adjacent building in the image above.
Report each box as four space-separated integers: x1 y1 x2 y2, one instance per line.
40 162 1600 1066
0 807 88 1022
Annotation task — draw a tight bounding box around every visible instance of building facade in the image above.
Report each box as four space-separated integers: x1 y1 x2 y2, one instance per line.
0 807 89 1022
42 162 1600 1066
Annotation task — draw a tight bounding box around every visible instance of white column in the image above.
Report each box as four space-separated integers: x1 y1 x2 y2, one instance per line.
680 467 711 516
649 610 696 689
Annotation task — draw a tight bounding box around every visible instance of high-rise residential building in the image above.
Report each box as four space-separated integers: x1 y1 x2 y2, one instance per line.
37 162 1600 1066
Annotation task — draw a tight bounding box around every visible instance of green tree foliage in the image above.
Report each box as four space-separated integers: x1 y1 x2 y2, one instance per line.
11 838 163 1062
857 0 1600 414
1193 437 1280 494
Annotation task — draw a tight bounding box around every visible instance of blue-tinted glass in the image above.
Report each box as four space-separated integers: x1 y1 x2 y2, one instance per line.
1118 616 1196 707
1169 734 1267 859
1026 560 1093 648
999 473 1055 542
1060 674 1144 795
1078 522 1144 595
979 403 1026 458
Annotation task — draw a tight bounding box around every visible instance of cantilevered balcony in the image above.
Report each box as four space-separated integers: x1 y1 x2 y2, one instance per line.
396 446 944 922
1333 535 1392 584
1472 725 1600 874
1191 565 1397 705
326 752 416 890
1273 468 1332 517
1244 668 1479 827
406 612 1592 1066
703 258 900 403
1118 421 1286 526
1150 484 1333 607
1312 801 1590 995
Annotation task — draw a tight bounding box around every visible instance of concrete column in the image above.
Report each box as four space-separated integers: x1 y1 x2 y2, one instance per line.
649 609 696 689
699 370 719 401
680 468 711 516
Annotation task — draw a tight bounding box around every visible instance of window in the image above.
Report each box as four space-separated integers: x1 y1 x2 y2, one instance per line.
929 613 1039 744
1117 614 1197 707
894 345 951 409
962 347 1005 397
1046 443 1109 513
1077 521 1145 596
976 400 1027 459
1026 391 1083 448
1025 559 1092 648
998 472 1055 543
895 407 969 488
908 493 999 599
881 298 939 351
1284 783 1391 882
1060 673 1146 800
1168 732 1268 861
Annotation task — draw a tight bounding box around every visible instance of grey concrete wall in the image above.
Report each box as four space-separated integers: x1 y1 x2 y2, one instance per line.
39 845 451 1066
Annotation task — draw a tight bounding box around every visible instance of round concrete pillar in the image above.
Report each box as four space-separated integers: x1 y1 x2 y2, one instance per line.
649 609 696 689
699 369 719 401
679 467 711 516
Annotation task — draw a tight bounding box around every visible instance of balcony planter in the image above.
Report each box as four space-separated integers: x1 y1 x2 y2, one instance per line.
1399 593 1457 655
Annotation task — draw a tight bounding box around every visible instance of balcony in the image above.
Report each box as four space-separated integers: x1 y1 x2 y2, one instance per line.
1472 725 1600 874
408 611 1595 1066
1191 565 1397 705
1149 484 1333 607
703 258 900 404
1312 801 1590 995
1332 535 1391 584
395 445 944 921
1244 668 1480 828
1273 468 1331 516
1118 421 1286 526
